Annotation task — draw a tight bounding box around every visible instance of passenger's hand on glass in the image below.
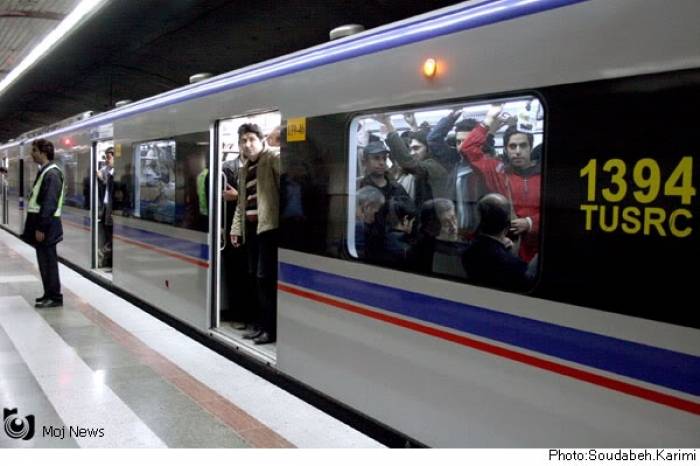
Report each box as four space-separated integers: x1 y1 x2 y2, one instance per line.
231 235 241 248
223 184 238 202
509 217 530 235
35 231 45 243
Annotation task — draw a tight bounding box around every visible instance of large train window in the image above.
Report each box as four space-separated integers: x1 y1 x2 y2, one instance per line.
130 131 210 231
348 96 544 292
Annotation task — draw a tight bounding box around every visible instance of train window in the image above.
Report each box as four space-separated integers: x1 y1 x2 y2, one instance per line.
129 131 210 231
348 96 544 292
55 144 91 209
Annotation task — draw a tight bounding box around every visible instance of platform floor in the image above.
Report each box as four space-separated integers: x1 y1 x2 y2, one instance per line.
0 228 384 448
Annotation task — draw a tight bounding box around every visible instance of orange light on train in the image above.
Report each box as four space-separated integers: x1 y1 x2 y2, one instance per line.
62 137 72 146
422 58 438 78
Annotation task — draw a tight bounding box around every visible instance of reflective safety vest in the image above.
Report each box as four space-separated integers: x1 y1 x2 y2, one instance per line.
196 168 208 216
27 163 64 217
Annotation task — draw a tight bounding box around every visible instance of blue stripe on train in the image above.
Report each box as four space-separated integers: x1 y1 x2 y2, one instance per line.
61 211 209 261
113 223 208 261
279 262 700 397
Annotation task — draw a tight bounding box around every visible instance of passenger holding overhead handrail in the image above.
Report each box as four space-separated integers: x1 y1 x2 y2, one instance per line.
372 113 447 211
459 105 541 262
426 108 478 172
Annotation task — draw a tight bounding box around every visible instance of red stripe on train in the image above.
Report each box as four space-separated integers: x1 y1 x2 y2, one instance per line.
62 218 209 268
278 282 700 416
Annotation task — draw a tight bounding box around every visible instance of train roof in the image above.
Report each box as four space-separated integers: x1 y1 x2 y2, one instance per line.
1 0 586 145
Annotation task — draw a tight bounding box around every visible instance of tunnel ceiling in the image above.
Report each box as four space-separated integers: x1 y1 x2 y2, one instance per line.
0 0 465 142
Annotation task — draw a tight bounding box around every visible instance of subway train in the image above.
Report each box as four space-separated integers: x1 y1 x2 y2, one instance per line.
1 0 699 447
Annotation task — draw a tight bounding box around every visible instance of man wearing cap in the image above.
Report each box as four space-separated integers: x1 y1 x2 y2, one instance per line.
358 140 410 208
22 139 64 308
97 147 115 268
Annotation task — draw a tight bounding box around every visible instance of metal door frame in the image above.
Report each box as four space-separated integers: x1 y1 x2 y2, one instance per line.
208 121 222 329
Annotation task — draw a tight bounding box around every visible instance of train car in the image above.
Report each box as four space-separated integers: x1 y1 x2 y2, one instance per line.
1 0 699 447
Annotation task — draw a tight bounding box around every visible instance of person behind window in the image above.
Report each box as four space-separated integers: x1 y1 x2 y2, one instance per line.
462 193 534 292
355 185 385 261
383 197 416 266
430 197 458 242
459 105 541 262
358 140 410 234
230 123 279 345
265 125 282 151
373 114 447 211
428 110 490 233
409 198 442 273
427 109 478 172
96 147 115 268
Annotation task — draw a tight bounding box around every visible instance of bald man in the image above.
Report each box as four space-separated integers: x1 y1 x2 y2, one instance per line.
462 193 534 291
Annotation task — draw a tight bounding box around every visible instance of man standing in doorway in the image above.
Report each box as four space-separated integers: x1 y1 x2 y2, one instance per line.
230 123 279 345
22 139 64 308
97 147 115 268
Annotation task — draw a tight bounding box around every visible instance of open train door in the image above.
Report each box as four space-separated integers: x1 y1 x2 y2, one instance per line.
1 156 7 225
209 111 281 364
91 140 115 281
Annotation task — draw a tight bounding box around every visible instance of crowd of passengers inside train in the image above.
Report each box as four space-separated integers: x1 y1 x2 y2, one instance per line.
355 104 540 292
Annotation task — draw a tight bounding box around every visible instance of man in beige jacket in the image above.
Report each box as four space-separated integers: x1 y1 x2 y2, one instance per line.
230 123 280 344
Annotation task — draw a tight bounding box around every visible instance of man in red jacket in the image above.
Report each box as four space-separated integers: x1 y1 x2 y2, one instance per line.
459 105 541 262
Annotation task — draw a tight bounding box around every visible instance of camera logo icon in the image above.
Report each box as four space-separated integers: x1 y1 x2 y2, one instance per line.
3 408 35 440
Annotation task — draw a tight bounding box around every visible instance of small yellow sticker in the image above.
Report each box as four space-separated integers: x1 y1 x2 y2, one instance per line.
115 144 122 158
287 118 307 142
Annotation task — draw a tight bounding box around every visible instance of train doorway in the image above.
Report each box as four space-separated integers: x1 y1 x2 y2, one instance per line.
210 112 281 363
91 141 115 281
1 157 7 225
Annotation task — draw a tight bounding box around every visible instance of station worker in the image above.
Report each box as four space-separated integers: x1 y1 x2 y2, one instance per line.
22 139 64 308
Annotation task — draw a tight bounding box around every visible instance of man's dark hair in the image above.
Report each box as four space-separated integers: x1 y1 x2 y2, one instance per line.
482 133 496 156
237 123 264 141
531 143 543 161
477 193 511 236
408 129 429 149
32 139 55 161
105 146 115 155
454 118 478 133
503 126 534 150
387 197 416 228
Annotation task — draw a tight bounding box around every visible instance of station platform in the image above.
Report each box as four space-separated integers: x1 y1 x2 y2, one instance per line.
0 228 384 448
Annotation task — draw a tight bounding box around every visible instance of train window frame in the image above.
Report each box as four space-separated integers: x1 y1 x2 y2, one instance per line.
347 94 545 293
129 131 211 231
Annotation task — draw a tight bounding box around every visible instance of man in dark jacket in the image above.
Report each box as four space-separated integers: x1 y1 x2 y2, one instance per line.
462 193 533 292
96 147 115 268
22 139 64 308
